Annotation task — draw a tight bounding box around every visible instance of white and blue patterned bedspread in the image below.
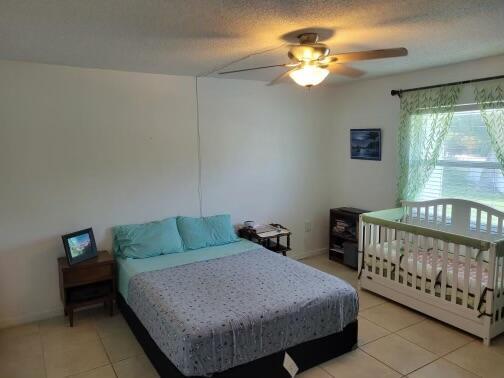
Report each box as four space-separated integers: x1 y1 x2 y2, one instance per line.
128 248 358 377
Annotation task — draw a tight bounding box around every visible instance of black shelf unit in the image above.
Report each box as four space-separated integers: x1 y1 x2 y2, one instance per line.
329 207 367 270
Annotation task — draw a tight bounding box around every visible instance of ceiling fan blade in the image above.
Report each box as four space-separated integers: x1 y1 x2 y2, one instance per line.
326 47 408 63
328 63 366 78
267 70 294 86
219 63 293 75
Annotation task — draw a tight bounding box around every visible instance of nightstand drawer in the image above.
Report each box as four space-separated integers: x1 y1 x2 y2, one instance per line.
63 264 113 286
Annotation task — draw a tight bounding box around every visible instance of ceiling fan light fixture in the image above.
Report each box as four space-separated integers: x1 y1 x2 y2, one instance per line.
289 65 329 87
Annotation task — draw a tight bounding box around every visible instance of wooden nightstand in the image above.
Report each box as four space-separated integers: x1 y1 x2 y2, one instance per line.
239 223 291 256
58 250 116 326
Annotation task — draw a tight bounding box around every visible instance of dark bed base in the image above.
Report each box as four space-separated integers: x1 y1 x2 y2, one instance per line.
118 294 357 378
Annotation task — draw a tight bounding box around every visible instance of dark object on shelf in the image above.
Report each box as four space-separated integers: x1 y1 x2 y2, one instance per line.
350 129 381 161
330 207 367 269
118 293 357 378
58 250 116 326
239 223 291 256
61 227 98 265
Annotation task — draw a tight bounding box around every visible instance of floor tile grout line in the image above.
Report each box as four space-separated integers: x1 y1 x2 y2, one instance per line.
434 340 486 377
319 364 336 378
94 315 119 378
38 328 49 378
358 311 425 333
358 331 392 347
358 328 479 377
384 318 480 377
358 301 388 312
357 346 405 376
392 331 447 355
304 258 492 377
439 356 484 378
358 325 446 376
63 362 111 378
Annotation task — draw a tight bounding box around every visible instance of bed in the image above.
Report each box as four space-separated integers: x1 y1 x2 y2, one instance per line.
117 239 358 377
359 198 504 345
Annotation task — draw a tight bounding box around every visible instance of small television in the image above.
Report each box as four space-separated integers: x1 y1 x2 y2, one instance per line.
350 128 381 161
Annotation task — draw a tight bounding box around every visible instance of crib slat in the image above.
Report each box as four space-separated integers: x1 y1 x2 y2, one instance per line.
387 228 393 280
442 205 447 225
433 205 438 226
499 255 504 298
474 248 483 310
452 244 460 304
403 232 410 288
378 227 385 277
487 213 492 234
462 245 470 308
420 236 428 293
371 225 377 274
412 234 419 290
395 230 401 283
500 256 504 297
476 210 481 235
441 241 448 300
431 239 438 298
486 247 497 322
364 223 370 275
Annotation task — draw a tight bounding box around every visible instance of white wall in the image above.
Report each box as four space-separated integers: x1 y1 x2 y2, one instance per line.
198 78 331 259
327 54 504 211
0 61 201 326
0 61 330 327
5 53 502 327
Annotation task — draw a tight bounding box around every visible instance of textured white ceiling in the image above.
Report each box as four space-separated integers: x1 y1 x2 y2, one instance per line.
1 0 504 85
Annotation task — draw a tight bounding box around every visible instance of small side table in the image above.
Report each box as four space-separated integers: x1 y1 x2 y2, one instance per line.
239 223 291 256
58 250 116 326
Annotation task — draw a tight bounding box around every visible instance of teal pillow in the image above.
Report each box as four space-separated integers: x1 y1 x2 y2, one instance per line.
113 217 183 258
177 214 239 250
205 214 240 245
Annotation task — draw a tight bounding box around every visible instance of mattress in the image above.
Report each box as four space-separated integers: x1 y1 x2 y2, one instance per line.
126 247 358 377
117 239 259 301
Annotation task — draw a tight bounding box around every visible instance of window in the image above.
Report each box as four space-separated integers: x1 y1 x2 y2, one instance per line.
417 105 504 210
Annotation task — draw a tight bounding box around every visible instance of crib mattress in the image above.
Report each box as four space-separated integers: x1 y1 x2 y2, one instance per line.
364 244 490 294
363 242 501 310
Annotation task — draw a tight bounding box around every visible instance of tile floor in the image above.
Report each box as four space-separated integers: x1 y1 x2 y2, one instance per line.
1 254 504 378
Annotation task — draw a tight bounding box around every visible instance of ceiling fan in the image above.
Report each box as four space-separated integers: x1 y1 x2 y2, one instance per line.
219 32 408 87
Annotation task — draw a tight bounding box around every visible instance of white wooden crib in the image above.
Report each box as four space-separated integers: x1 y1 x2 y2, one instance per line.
358 198 504 345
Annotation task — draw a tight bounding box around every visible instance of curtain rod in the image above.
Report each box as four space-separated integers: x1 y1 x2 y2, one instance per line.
390 74 504 97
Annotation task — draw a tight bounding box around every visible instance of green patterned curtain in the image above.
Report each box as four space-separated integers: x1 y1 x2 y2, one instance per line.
397 86 461 204
474 80 504 175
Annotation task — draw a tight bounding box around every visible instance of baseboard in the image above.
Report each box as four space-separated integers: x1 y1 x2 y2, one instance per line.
0 306 63 329
292 247 327 260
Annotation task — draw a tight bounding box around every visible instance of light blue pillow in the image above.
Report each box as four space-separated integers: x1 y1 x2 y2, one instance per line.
205 214 240 245
177 214 239 250
113 217 184 258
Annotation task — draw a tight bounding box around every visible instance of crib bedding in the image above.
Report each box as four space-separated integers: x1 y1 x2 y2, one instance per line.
364 243 496 297
126 248 358 377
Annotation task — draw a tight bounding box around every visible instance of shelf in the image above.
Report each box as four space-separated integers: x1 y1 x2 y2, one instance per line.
331 233 357 243
267 241 291 253
67 281 112 304
329 248 344 254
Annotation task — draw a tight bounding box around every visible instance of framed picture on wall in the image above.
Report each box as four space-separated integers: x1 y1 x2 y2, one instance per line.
62 228 98 265
350 128 381 161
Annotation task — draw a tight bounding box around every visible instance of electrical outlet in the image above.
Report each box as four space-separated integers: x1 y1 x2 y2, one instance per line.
304 221 312 233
